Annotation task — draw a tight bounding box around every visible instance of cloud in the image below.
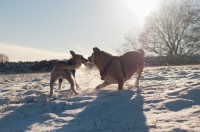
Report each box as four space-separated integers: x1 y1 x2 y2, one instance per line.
0 43 70 62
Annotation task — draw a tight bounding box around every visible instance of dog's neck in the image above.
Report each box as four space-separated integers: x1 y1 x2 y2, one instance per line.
94 55 102 65
94 51 112 65
94 51 117 80
68 58 77 65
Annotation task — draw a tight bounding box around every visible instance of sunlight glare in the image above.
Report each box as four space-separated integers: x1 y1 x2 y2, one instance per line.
125 0 159 20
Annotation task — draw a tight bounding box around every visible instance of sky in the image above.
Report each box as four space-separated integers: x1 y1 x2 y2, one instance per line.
0 0 159 62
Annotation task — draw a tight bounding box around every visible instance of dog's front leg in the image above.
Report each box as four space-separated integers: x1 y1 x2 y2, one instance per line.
74 79 80 89
95 81 110 90
68 77 81 95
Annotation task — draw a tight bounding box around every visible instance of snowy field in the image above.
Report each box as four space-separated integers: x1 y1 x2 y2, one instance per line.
0 65 200 132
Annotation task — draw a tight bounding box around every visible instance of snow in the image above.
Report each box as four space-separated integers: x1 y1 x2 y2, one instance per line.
0 65 200 132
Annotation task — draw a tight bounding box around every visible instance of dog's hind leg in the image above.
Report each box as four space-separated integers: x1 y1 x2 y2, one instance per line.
135 68 143 87
95 81 111 90
50 75 58 98
58 78 63 90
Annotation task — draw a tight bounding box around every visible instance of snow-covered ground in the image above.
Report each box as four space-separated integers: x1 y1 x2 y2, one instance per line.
0 65 200 132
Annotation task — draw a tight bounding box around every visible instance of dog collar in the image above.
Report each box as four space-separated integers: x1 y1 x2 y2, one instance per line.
99 57 115 80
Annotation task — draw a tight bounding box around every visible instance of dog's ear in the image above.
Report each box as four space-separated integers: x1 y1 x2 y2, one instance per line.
93 47 100 53
70 51 76 57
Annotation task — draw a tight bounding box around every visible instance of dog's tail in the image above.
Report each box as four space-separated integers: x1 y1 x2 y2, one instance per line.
137 49 145 56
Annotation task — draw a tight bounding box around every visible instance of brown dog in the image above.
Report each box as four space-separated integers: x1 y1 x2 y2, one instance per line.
50 51 88 97
88 47 145 90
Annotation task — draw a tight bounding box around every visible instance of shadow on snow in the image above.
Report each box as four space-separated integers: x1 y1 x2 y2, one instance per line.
0 88 149 132
165 88 200 111
57 88 149 132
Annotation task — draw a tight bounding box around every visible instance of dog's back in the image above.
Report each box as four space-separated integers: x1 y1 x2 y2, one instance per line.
52 58 76 76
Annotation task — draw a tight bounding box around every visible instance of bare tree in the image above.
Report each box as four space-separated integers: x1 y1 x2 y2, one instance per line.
114 29 142 55
0 53 9 63
139 0 200 56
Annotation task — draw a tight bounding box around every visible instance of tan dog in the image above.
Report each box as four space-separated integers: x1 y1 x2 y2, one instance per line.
88 47 145 90
50 51 88 97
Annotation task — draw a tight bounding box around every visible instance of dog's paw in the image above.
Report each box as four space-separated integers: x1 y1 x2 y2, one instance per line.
75 91 81 95
95 87 100 90
135 80 139 87
49 94 53 98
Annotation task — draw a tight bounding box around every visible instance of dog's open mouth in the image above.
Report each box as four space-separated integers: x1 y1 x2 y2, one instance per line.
83 62 88 65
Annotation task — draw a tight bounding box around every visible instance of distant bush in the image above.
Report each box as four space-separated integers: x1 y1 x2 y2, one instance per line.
0 53 9 63
0 60 57 74
145 55 200 66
